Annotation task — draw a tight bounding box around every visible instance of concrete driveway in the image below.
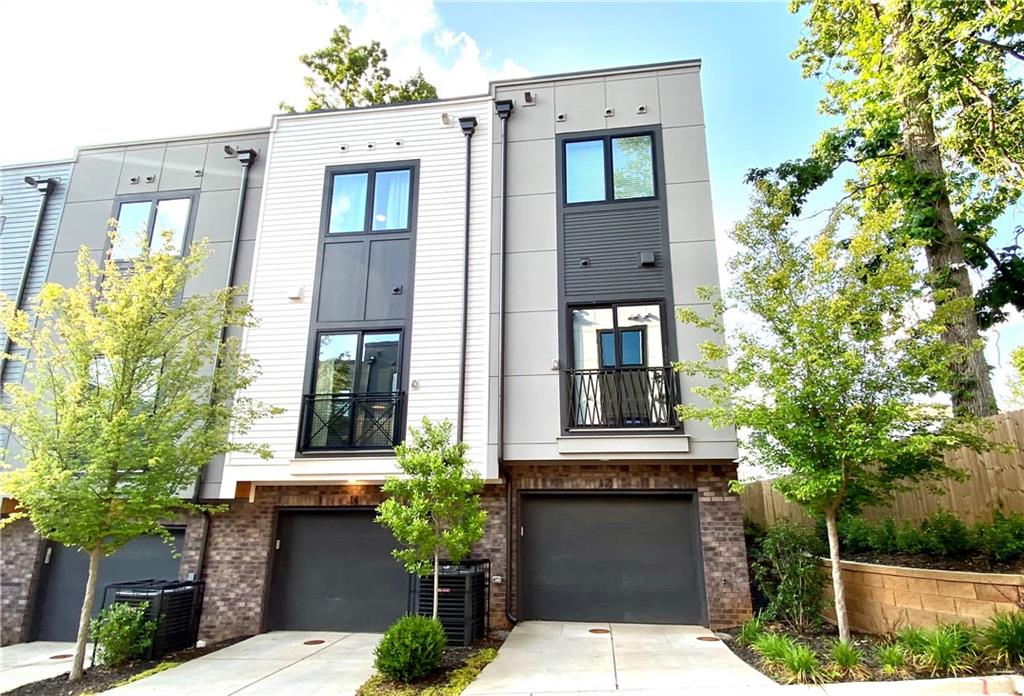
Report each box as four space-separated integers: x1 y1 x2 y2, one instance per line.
0 641 92 693
463 621 778 696
101 631 379 696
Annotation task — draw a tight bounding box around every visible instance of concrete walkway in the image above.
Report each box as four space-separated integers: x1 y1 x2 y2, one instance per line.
0 641 91 693
100 631 380 696
463 621 778 695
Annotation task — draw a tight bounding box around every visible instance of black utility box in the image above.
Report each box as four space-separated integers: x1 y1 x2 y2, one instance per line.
100 579 205 659
412 560 489 647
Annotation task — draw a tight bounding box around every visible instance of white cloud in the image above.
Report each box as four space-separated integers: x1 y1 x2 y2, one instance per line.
0 0 528 165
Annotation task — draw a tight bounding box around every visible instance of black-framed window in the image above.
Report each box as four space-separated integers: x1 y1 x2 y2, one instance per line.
312 330 402 395
570 303 666 370
328 167 412 234
111 194 194 260
564 133 655 205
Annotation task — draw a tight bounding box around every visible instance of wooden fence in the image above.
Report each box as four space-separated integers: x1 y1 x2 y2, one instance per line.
740 409 1024 528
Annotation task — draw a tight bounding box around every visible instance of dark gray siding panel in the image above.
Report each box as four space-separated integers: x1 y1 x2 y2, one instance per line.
318 241 369 322
562 206 665 300
365 239 410 321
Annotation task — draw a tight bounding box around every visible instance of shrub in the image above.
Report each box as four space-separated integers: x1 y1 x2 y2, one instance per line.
920 511 974 556
914 624 977 677
89 603 155 667
374 615 447 683
828 639 868 680
893 626 927 654
893 522 928 555
751 522 827 632
974 512 1024 563
736 615 765 647
876 643 908 677
836 516 874 554
751 633 794 669
777 642 826 684
982 612 1024 668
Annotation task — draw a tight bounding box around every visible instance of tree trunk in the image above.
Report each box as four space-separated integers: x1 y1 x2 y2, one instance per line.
70 545 102 681
824 509 850 643
432 551 440 620
895 3 997 417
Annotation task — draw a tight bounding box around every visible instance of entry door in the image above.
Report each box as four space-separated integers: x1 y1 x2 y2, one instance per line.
267 510 411 632
32 530 184 641
520 493 705 624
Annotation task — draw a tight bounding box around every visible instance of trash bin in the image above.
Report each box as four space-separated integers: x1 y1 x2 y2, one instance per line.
100 579 205 659
412 559 489 647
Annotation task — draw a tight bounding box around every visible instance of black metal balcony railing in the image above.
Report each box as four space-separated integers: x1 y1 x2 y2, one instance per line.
565 367 678 429
300 392 404 451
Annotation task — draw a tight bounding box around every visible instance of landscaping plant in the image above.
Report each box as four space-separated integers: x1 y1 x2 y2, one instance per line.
876 643 909 678
751 633 795 671
828 639 869 680
736 615 765 648
776 641 826 685
0 238 275 680
982 612 1024 669
374 615 447 683
750 522 827 632
89 603 156 668
894 626 928 655
376 418 487 619
914 624 978 677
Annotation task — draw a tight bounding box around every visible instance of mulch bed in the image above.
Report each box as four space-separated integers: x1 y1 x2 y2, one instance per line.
841 551 1023 574
5 636 248 696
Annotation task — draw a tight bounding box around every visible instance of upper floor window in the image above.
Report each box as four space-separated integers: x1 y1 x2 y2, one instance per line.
564 134 655 205
328 167 411 234
112 195 192 260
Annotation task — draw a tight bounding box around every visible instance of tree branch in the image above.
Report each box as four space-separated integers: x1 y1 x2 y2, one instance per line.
974 36 1024 62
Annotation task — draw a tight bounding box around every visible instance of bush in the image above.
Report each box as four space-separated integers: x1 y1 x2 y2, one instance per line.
828 639 868 680
876 643 908 677
374 615 447 683
975 512 1024 562
751 633 793 669
776 641 825 684
736 615 765 647
751 522 827 632
920 511 974 556
893 522 928 555
836 516 874 554
89 603 155 667
913 624 977 677
982 612 1024 668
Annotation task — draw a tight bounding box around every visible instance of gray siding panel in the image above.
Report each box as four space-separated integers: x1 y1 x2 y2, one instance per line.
562 206 665 299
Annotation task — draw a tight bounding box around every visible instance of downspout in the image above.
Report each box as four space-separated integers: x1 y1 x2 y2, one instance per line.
494 99 515 625
190 147 257 579
0 177 57 390
456 116 478 443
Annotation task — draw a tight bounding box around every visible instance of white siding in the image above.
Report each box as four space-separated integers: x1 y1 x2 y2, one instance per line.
224 98 493 493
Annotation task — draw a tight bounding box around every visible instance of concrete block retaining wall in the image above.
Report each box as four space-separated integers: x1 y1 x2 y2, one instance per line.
822 559 1023 634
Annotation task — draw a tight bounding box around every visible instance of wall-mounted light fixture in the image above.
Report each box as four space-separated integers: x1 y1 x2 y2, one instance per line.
287 285 304 302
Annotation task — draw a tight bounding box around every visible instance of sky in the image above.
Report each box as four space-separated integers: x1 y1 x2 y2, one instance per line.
1 0 1020 405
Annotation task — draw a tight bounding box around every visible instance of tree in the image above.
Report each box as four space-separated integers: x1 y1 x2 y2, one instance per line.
753 0 1024 416
0 234 274 680
1010 346 1024 408
676 178 989 641
376 418 486 619
281 25 437 112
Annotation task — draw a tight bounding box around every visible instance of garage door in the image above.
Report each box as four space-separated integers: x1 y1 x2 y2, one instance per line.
521 493 705 624
267 510 411 632
32 530 184 641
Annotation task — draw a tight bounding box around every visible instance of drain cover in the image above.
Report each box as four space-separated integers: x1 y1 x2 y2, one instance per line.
303 639 325 645
50 654 72 659
588 628 610 634
697 636 720 642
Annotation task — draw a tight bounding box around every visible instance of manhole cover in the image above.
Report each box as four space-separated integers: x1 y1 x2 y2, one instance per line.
697 636 720 642
303 639 325 645
50 654 72 659
588 628 610 634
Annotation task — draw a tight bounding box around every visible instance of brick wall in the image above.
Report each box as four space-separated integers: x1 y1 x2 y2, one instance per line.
504 461 753 629
823 559 1024 633
0 518 46 645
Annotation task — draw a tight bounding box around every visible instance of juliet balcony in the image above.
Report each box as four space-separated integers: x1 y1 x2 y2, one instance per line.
299 392 405 452
565 367 678 429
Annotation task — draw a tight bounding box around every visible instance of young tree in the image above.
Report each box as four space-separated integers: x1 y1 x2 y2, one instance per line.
753 0 1024 416
281 24 437 112
376 418 486 619
0 235 274 680
677 179 989 641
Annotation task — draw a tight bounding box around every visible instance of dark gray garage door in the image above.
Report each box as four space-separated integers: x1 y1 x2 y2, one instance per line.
32 530 184 641
267 510 410 632
521 493 705 624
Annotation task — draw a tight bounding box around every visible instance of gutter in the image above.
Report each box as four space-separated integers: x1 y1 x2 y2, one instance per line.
456 116 478 442
494 99 515 625
0 176 57 390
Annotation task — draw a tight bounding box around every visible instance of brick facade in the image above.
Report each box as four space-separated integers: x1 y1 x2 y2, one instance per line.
0 518 46 646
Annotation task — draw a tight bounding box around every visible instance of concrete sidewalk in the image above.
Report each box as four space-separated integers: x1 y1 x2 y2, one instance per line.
0 641 91 693
463 621 777 695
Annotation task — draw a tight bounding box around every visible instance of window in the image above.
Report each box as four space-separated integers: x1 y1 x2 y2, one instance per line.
564 134 655 204
571 303 664 370
111 195 193 260
313 331 401 394
328 168 412 234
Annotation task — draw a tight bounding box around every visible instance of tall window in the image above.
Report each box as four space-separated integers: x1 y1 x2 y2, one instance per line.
313 331 401 394
564 134 655 204
111 195 193 260
328 168 412 234
571 304 664 370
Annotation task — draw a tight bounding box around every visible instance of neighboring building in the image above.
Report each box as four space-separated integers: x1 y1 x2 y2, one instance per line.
0 129 269 645
0 59 751 647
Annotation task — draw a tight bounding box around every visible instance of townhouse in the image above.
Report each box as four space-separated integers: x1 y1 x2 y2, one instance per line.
0 60 752 646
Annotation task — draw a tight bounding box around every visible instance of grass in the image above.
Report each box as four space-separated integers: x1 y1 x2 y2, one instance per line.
357 648 498 696
828 640 869 680
912 625 978 678
736 615 765 647
751 633 825 684
982 612 1024 669
876 643 909 678
80 661 180 696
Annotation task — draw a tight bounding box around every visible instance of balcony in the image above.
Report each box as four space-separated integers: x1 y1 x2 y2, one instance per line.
299 392 405 452
565 367 678 429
